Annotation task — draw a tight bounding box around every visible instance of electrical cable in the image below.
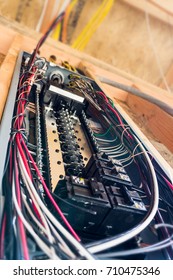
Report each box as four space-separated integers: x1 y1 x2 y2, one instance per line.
36 0 49 32
14 148 29 260
28 12 65 68
93 124 113 137
76 0 114 51
61 0 78 43
72 0 114 50
97 223 173 258
98 76 173 116
72 0 108 49
12 182 59 260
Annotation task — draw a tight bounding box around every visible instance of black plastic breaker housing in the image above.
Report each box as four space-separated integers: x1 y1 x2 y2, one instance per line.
55 175 146 236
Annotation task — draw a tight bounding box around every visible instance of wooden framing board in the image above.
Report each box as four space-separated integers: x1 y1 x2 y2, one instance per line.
126 94 173 153
0 35 23 120
122 0 173 25
0 21 172 97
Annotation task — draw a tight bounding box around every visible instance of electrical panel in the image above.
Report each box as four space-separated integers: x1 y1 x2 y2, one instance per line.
0 52 173 260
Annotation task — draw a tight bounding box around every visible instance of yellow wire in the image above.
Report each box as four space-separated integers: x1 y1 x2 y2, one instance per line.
62 0 78 43
76 0 114 51
72 0 107 48
52 22 62 40
70 0 78 10
52 0 78 41
72 0 108 49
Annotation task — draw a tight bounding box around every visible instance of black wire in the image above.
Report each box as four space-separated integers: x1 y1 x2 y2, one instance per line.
0 140 23 260
59 18 64 42
13 224 23 260
28 12 65 68
1 143 15 260
22 202 71 260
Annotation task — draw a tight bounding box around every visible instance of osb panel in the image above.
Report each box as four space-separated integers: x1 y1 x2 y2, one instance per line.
119 101 173 168
0 53 5 66
72 0 173 86
0 0 44 29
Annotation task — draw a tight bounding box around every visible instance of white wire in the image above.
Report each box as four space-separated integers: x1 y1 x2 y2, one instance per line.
120 126 130 145
88 135 159 254
120 155 133 163
19 154 72 259
18 150 94 260
131 187 145 194
98 224 173 258
107 148 128 157
22 193 47 235
18 155 58 259
99 143 120 150
36 0 49 32
12 177 59 259
122 158 134 168
58 0 71 15
36 0 71 32
99 238 173 258
100 143 124 152
120 142 148 167
19 155 56 256
120 143 144 167
95 137 117 143
20 154 79 259
46 219 76 259
23 192 75 259
155 223 173 230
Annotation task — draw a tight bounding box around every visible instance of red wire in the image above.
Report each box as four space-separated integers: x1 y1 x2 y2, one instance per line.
0 214 6 259
9 144 13 184
162 175 173 191
28 13 65 67
10 55 80 258
16 135 32 179
16 134 43 224
12 70 42 258
21 138 81 242
97 91 132 139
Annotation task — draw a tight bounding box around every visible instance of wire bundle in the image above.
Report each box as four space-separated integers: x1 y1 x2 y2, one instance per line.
52 0 78 43
0 58 95 260
0 11 95 260
72 0 114 51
